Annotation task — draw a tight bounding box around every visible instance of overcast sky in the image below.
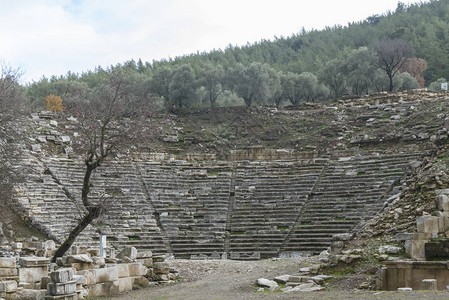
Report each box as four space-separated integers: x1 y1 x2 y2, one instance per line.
0 0 426 83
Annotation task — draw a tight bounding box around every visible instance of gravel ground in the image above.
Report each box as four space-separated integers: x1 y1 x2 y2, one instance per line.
101 258 449 300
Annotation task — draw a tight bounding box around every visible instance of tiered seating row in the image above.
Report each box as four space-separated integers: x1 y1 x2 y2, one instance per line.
13 153 422 259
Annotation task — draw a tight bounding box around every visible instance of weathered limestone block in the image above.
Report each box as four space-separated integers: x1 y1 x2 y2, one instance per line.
152 274 169 281
396 232 432 241
19 266 48 283
256 278 279 292
132 276 150 288
437 194 449 211
0 258 15 269
416 216 439 234
274 275 290 284
434 211 449 232
152 256 165 263
142 258 153 268
117 264 129 278
15 289 46 300
127 263 147 277
405 240 427 259
153 262 170 275
0 268 18 277
50 268 75 283
116 247 137 260
41 276 51 289
19 257 50 268
76 270 95 286
94 266 118 284
136 251 152 259
422 279 437 290
118 277 133 293
66 255 93 271
47 280 77 295
87 280 119 297
0 280 17 292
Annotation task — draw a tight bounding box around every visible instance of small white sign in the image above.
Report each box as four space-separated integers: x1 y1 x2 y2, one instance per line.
441 82 448 91
100 235 107 258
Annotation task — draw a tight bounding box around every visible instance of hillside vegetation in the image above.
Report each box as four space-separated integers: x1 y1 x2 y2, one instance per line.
24 0 449 111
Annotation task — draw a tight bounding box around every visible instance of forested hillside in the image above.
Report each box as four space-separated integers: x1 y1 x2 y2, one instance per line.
26 0 449 110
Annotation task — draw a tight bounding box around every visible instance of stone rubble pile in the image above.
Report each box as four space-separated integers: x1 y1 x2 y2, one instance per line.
395 188 449 260
0 246 179 300
256 264 333 293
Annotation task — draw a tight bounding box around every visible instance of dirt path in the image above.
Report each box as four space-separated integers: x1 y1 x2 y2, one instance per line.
100 258 449 300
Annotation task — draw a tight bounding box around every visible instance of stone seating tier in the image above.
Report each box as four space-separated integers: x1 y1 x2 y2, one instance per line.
13 153 422 258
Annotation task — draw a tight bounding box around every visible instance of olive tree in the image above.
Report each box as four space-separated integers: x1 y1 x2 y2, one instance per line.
230 62 278 107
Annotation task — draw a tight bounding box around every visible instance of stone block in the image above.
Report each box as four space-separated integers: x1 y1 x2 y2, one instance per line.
87 280 119 297
146 268 153 278
128 263 147 277
117 264 129 278
153 262 170 275
437 194 449 211
41 276 51 289
15 289 46 300
50 268 74 283
152 256 165 263
94 266 118 283
71 262 93 271
422 279 437 290
143 258 153 268
0 268 18 277
153 274 169 281
66 255 93 264
47 280 77 296
19 265 48 283
0 258 15 269
0 280 17 292
136 251 152 259
19 257 50 268
396 232 432 241
92 257 105 268
416 216 439 234
44 240 56 250
76 270 95 285
72 274 85 285
132 276 150 288
116 247 137 260
118 277 133 293
405 240 427 259
435 211 449 232
87 249 100 257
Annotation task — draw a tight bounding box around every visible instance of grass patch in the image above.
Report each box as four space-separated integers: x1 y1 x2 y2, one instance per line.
231 231 245 235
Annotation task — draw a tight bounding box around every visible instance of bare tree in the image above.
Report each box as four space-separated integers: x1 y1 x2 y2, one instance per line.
0 62 26 207
52 69 156 262
372 38 415 92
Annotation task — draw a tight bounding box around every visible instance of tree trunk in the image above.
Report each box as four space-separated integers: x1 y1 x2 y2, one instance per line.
51 206 101 262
